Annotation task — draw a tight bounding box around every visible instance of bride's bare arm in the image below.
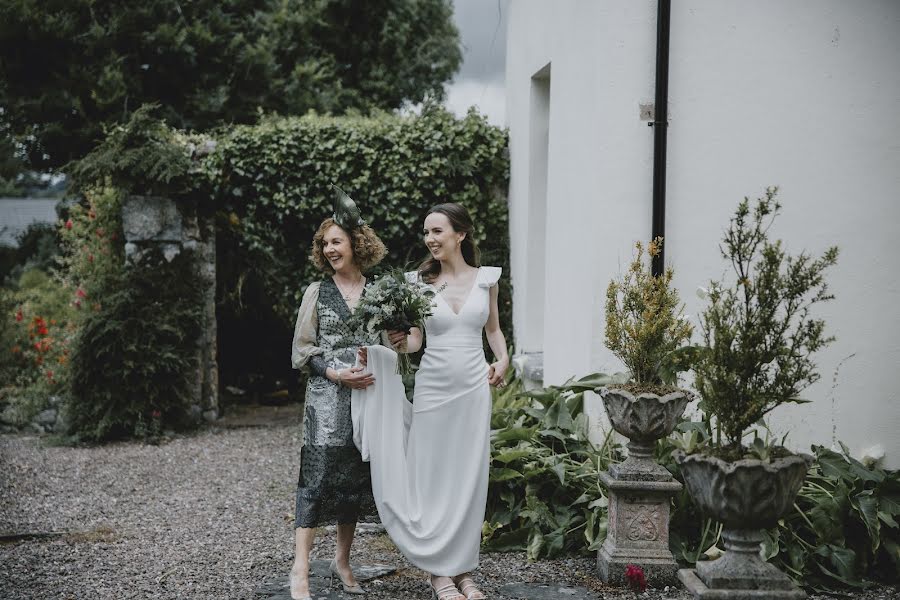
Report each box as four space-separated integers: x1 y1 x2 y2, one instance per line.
485 286 509 386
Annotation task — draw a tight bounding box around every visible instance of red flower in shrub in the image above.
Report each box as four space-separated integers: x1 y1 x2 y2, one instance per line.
65 219 73 230
624 565 647 592
73 299 82 309
38 325 49 336
46 370 54 379
76 288 87 299
88 254 94 263
15 310 23 322
151 410 162 419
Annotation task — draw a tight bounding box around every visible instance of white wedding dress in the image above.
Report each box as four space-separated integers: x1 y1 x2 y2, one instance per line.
351 266 501 576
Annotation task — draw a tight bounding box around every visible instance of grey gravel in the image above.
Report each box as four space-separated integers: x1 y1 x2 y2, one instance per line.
1 414 898 600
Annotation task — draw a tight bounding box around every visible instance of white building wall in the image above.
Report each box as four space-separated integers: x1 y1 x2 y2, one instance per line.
506 0 900 467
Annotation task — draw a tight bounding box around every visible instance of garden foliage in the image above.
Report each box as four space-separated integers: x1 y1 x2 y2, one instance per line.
483 372 624 560
485 376 900 590
65 247 204 441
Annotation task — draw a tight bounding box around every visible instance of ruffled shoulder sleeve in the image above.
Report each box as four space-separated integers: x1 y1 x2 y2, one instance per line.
478 266 502 288
291 282 322 369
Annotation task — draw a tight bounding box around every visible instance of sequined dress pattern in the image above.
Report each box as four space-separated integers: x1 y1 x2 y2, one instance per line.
295 278 379 528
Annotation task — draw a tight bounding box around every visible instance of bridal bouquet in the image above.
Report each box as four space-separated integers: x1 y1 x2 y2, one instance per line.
349 269 438 375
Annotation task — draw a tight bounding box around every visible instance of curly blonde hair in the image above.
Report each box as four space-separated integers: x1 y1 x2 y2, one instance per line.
310 218 387 274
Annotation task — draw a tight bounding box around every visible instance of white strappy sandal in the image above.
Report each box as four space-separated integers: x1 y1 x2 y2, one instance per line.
454 575 486 600
431 578 465 600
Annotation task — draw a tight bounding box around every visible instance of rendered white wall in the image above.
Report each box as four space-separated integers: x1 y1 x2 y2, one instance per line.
506 0 900 467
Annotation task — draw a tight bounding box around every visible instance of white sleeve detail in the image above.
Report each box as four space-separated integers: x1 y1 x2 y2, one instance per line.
477 266 502 288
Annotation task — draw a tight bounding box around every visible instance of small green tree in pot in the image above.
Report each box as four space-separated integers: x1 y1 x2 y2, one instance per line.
600 237 695 481
675 187 839 599
596 237 695 586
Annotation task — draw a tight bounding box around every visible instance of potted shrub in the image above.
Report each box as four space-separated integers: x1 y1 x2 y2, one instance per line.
674 187 839 598
601 237 694 481
596 237 695 586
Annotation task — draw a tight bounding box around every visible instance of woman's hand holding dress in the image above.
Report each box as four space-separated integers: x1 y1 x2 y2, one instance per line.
328 366 375 390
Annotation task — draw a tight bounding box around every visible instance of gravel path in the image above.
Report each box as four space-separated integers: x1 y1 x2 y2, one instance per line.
1 414 898 600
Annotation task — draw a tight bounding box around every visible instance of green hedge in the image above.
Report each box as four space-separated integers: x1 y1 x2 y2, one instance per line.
207 107 510 387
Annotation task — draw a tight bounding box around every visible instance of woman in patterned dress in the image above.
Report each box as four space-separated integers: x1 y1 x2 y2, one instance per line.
288 206 387 600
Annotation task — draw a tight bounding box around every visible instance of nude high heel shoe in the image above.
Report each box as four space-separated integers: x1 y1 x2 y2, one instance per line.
329 558 364 595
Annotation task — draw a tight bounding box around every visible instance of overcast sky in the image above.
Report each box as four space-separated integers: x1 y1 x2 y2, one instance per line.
443 0 509 126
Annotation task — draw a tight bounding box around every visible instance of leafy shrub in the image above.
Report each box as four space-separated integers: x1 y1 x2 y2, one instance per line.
65 248 204 441
484 373 622 559
58 186 125 304
0 221 62 285
765 444 900 589
604 238 692 388
691 188 839 450
0 268 76 423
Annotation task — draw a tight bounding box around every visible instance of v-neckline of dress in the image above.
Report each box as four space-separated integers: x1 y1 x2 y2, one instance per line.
328 276 366 319
436 267 480 316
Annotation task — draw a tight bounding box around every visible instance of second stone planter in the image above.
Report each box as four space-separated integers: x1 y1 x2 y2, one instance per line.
673 450 812 599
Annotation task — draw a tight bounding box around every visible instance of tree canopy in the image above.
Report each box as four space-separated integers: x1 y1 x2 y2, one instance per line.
0 0 462 171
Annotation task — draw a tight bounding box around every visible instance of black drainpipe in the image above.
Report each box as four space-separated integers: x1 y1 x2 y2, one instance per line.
650 0 671 276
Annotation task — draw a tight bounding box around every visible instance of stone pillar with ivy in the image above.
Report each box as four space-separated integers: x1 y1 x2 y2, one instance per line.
64 107 220 439
122 195 218 421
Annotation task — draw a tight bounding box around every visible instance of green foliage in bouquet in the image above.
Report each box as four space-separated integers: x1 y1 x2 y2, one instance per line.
691 187 839 449
347 269 438 375
605 237 693 388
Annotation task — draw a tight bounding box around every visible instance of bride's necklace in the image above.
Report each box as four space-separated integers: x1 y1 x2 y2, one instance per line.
334 275 364 301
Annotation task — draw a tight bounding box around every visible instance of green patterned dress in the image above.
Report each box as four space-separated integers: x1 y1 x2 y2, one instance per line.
290 277 379 527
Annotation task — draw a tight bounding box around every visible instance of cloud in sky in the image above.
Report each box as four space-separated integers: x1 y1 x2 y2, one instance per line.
444 0 509 125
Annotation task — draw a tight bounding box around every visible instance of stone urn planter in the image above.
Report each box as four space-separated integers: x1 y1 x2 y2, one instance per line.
673 450 813 599
595 387 691 586
600 387 691 481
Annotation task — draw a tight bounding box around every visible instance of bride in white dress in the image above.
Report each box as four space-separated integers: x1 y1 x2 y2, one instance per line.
354 203 509 600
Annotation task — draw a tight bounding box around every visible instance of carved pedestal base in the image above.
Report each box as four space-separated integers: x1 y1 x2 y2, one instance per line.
597 471 681 586
678 529 806 599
